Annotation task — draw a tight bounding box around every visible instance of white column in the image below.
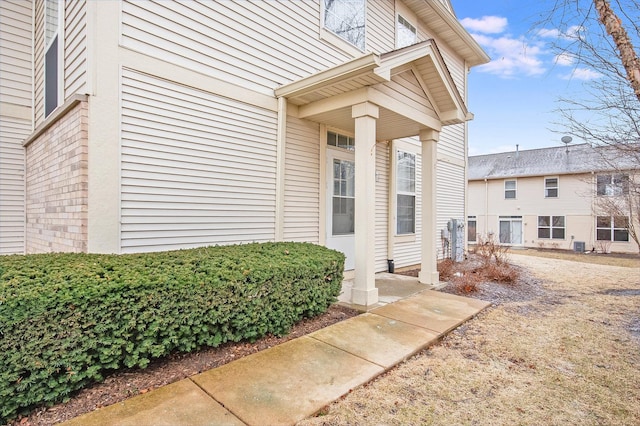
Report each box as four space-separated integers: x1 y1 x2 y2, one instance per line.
351 102 379 306
418 129 440 285
87 1 121 253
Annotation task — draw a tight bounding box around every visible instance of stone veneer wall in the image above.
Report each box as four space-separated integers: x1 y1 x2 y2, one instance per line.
25 102 88 253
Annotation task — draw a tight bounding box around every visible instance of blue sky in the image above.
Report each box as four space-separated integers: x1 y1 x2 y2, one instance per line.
453 1 600 155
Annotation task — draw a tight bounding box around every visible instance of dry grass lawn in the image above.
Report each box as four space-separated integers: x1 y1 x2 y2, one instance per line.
298 253 640 425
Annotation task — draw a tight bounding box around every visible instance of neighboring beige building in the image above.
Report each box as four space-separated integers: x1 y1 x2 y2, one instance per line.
0 0 488 307
468 144 639 254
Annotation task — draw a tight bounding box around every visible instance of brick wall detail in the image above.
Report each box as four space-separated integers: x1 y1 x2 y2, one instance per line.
25 102 88 253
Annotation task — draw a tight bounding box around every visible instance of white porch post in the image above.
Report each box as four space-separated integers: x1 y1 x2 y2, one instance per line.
351 102 379 306
418 129 440 285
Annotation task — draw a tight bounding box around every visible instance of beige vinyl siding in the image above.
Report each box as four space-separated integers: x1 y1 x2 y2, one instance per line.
377 71 437 117
0 0 32 254
439 47 465 95
283 116 320 242
64 0 87 96
375 141 390 271
0 1 32 107
120 69 278 253
0 117 29 254
120 0 356 96
436 159 465 257
366 0 394 53
438 123 465 162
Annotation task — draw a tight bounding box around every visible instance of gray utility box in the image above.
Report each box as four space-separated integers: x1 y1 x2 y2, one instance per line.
573 241 586 253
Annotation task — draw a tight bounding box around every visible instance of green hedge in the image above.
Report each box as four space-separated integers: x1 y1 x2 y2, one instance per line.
0 242 344 422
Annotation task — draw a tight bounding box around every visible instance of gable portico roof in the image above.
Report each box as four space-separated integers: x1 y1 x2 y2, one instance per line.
275 40 471 140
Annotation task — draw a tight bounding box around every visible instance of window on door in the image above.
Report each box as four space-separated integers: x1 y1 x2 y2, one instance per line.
332 159 355 235
45 0 62 117
499 216 522 244
396 150 416 235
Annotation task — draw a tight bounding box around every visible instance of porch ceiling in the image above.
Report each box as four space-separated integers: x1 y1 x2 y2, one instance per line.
275 41 469 140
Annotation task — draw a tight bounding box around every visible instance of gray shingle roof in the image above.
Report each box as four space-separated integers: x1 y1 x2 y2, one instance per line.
468 143 638 180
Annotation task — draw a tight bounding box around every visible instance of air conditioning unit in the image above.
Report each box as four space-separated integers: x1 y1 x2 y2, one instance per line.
573 241 586 253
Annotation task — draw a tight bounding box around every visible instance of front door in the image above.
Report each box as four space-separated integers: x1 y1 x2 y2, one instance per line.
326 149 355 270
499 216 523 245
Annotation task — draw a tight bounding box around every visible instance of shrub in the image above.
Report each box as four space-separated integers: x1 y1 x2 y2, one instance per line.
475 234 511 265
483 262 519 284
0 242 344 422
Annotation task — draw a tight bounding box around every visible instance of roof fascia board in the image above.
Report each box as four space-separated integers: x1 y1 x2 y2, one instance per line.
381 41 467 119
275 53 382 98
429 0 490 67
297 87 370 118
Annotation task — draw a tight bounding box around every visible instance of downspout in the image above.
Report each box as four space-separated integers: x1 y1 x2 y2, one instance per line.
484 178 489 235
274 96 287 242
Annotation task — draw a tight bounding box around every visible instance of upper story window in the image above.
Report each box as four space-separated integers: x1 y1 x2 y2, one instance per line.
396 150 416 235
45 0 62 117
504 179 516 199
597 173 629 196
397 14 416 48
327 131 355 151
323 0 366 50
544 177 558 198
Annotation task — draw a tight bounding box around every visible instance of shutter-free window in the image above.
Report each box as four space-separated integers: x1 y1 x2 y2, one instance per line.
396 151 416 234
505 180 516 199
323 0 366 50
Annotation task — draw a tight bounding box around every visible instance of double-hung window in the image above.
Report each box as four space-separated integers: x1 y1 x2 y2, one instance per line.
396 150 416 235
504 180 516 199
537 216 565 239
544 177 558 198
397 14 416 48
323 0 366 50
597 173 629 196
45 0 62 117
596 216 629 242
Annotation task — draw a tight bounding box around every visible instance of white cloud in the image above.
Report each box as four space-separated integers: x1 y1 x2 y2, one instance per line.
554 53 574 66
472 34 546 78
536 25 584 40
560 67 602 80
460 16 508 34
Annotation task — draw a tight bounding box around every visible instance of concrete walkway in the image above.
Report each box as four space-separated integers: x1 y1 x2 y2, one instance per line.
62 289 490 426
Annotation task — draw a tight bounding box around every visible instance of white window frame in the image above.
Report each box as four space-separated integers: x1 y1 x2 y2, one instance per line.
504 179 517 199
395 149 416 235
396 14 417 48
544 177 559 198
596 216 629 242
44 0 64 117
327 130 355 151
320 0 366 54
467 216 477 242
597 173 629 196
537 215 565 240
